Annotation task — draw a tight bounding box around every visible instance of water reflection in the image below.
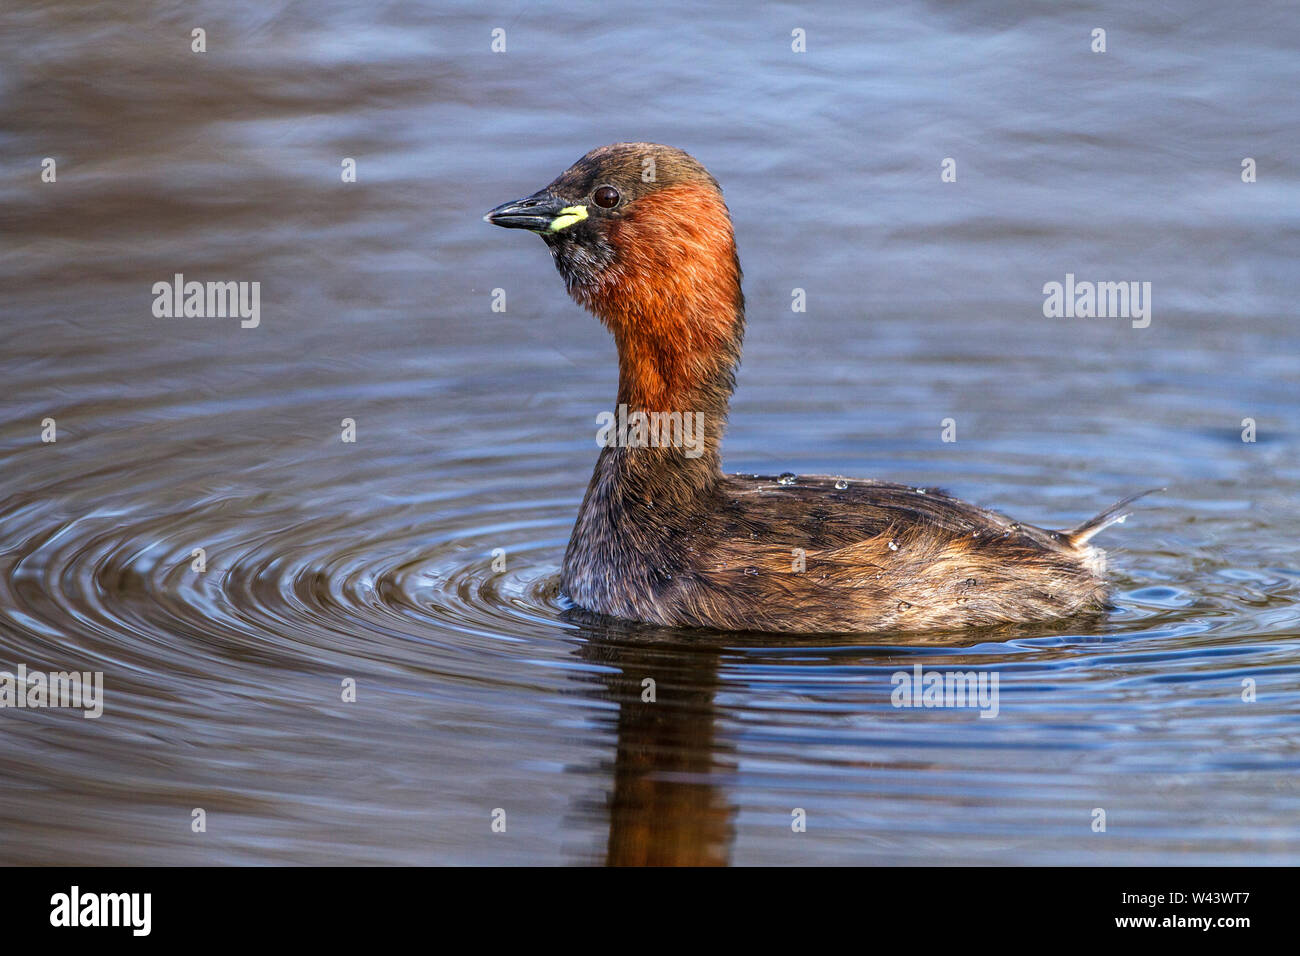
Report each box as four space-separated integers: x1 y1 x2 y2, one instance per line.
569 612 1118 866
573 623 734 866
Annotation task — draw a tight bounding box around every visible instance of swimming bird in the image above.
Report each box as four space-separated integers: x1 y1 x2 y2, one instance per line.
485 143 1152 633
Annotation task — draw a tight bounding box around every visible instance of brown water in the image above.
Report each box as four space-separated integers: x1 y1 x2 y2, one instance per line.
1 1 1298 865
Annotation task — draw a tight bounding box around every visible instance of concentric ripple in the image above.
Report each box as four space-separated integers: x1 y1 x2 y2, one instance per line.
2 365 1299 865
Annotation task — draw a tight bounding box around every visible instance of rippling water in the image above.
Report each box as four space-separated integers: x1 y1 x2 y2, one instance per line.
2 1 1298 864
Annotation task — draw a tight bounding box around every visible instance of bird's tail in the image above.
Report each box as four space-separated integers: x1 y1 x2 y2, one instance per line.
1063 487 1165 547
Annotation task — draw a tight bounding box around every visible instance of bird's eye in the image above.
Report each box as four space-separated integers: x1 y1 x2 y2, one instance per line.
592 185 620 208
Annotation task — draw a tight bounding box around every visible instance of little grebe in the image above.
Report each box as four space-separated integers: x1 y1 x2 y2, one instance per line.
486 143 1151 633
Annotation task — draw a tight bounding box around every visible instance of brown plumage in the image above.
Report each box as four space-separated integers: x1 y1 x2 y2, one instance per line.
485 142 1154 633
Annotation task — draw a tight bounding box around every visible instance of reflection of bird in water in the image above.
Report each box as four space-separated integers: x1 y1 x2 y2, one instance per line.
560 611 1087 865
569 618 734 866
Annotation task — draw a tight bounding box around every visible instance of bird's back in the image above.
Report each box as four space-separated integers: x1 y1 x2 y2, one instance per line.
562 470 1113 633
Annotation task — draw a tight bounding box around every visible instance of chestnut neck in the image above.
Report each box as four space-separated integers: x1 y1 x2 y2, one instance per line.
578 182 745 482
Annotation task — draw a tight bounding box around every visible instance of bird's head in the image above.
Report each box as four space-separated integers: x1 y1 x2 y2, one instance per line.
485 142 740 320
485 143 743 416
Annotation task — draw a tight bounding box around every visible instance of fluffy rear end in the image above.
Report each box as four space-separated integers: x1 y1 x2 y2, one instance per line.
1064 488 1164 547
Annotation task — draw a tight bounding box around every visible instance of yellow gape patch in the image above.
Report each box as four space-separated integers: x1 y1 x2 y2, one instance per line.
548 205 588 232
